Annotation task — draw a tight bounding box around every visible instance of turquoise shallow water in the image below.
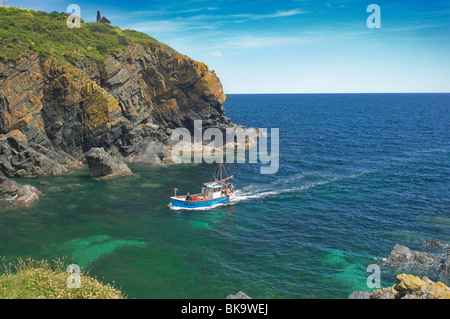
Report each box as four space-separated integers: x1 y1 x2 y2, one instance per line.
1 93 449 298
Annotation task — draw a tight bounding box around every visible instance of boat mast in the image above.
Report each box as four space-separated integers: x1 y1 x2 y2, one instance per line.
212 162 233 183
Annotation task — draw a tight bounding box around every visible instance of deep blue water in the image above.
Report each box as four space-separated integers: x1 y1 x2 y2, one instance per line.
0 93 449 298
220 93 450 295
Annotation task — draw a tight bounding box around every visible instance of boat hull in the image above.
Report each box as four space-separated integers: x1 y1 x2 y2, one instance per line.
170 195 230 208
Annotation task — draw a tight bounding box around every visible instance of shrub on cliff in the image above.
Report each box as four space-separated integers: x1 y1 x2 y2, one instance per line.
0 257 124 299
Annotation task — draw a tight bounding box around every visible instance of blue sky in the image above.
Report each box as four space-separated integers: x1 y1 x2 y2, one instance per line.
9 0 450 93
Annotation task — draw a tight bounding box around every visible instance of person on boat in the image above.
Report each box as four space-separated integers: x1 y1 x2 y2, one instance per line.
186 192 193 201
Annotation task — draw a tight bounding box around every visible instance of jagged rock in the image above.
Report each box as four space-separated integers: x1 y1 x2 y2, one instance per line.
0 130 83 177
423 239 447 250
393 274 450 299
369 287 398 299
0 170 41 206
351 274 450 299
122 138 167 167
226 291 252 299
85 147 132 179
385 244 444 272
14 184 41 206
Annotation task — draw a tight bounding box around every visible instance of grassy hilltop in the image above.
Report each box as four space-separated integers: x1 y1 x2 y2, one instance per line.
0 6 177 64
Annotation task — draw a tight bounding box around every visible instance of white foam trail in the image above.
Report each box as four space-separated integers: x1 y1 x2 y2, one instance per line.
228 179 335 204
267 172 310 187
228 170 372 204
168 170 373 209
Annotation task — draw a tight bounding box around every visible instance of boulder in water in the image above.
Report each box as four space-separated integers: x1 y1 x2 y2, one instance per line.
384 244 444 272
85 147 132 179
0 171 41 206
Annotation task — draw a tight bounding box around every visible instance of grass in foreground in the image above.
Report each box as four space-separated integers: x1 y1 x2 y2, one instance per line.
0 257 124 299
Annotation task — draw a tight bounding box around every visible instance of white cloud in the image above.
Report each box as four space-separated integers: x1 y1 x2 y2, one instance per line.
212 51 222 57
229 8 306 20
388 24 447 32
124 7 307 36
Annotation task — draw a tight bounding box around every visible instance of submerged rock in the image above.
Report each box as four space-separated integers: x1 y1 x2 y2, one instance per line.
85 147 132 179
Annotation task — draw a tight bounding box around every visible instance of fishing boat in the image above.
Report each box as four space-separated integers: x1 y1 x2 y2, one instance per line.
170 163 236 209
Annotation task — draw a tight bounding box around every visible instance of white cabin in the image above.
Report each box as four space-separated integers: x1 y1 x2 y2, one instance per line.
203 182 223 200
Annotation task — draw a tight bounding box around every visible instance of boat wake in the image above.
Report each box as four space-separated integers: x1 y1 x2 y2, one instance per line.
227 170 373 205
168 170 373 210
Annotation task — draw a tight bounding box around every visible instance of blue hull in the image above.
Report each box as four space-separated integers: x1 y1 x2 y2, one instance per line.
170 196 230 209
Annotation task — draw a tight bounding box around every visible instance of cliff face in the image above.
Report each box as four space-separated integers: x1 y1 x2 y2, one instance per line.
0 42 232 177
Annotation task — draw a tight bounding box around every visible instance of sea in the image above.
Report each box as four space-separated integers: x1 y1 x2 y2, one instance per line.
0 93 449 298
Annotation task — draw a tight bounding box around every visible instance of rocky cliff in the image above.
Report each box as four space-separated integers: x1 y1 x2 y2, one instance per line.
0 9 234 180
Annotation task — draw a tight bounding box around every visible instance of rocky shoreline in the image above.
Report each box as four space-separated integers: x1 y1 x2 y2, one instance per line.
350 273 450 299
350 240 450 299
0 34 253 205
0 47 234 173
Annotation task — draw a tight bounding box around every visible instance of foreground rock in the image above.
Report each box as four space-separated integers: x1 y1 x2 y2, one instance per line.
0 171 41 206
85 148 132 179
226 291 252 299
348 291 371 299
350 274 450 299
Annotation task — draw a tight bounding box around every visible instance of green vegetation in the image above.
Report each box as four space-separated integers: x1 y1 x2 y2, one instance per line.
0 6 177 64
0 257 124 299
